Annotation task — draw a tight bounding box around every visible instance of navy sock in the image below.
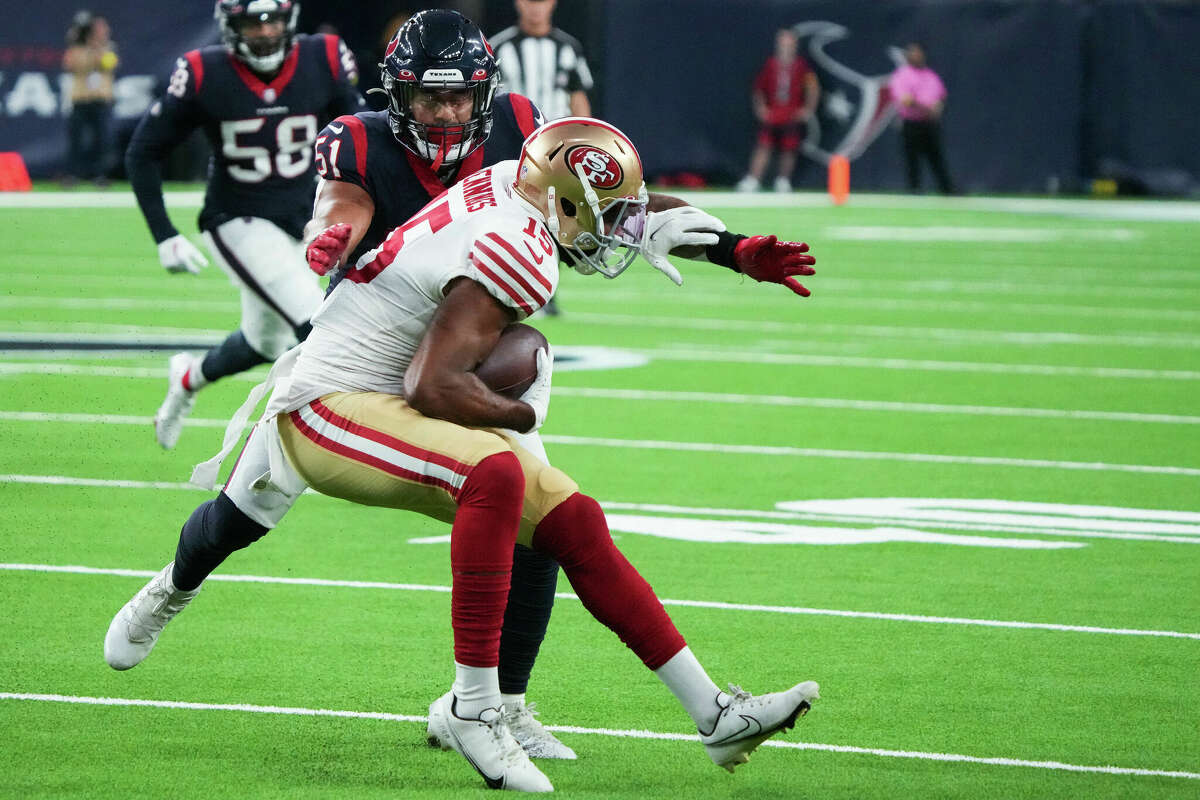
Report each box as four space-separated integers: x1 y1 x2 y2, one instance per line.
498 544 560 694
200 330 269 383
172 493 268 591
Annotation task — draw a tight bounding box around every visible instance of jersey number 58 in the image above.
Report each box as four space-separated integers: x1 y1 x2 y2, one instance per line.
220 115 317 183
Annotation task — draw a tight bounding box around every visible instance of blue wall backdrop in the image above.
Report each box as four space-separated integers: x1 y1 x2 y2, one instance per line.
3 0 1197 193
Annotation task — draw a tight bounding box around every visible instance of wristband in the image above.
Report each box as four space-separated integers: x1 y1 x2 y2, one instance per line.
705 230 748 272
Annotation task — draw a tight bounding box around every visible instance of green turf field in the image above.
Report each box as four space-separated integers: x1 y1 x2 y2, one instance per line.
1 188 1198 798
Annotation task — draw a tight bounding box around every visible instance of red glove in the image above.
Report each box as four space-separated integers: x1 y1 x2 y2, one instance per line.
305 223 352 276
733 235 816 297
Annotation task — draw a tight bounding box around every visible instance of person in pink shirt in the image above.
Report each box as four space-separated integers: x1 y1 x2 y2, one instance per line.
737 28 820 193
889 42 957 194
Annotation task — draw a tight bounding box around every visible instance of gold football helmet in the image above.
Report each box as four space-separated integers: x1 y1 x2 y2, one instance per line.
513 117 649 278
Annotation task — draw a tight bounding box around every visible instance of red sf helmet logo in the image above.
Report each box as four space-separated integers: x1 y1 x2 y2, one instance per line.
566 146 622 189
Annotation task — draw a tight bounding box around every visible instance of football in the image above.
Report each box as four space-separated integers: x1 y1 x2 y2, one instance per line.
474 323 548 399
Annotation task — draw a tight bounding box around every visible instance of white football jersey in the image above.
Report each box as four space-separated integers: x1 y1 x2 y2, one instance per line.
279 160 560 412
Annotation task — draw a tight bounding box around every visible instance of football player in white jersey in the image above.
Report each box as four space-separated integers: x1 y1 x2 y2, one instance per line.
105 119 819 793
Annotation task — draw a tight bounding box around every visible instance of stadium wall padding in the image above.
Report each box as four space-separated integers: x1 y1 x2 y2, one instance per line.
596 0 1200 193
2 0 1197 193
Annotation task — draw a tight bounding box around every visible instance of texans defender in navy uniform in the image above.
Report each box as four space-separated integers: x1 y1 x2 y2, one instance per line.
127 0 364 450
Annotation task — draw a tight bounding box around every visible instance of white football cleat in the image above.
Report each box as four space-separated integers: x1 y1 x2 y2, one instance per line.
430 696 576 761
773 176 793 193
104 562 200 670
700 681 819 773
154 352 198 449
503 701 577 760
427 691 553 792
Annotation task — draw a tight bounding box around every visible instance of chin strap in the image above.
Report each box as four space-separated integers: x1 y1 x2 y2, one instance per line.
544 186 560 237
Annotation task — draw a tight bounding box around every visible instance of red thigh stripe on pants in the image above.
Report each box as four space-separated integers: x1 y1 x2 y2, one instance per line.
289 400 472 498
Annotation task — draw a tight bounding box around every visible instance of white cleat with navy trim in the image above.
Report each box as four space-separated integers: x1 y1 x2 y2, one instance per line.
427 691 553 792
429 696 576 760
154 352 198 449
104 562 199 670
502 701 577 760
700 680 820 772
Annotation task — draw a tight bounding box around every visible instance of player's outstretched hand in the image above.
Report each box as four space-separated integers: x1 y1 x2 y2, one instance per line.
641 206 726 286
306 222 352 276
519 346 553 433
733 235 817 297
157 234 209 274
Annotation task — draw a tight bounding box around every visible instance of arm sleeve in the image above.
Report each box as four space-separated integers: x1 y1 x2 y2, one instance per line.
463 229 558 320
314 115 371 196
125 54 204 244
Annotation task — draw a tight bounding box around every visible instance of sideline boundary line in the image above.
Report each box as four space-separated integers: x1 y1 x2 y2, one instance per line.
3 563 1197 640
2 692 1196 780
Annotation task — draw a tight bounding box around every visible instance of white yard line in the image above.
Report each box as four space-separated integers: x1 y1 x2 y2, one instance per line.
7 189 1200 222
3 392 1198 429
537 436 1200 477
635 349 1200 380
0 692 1196 780
3 563 1198 640
3 353 1198 381
8 315 1198 349
558 312 1200 349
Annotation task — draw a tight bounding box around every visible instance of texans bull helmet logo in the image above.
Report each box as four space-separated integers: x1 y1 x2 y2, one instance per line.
790 21 905 164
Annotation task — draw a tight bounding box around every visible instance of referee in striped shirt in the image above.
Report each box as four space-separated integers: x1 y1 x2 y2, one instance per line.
492 0 594 315
490 0 593 121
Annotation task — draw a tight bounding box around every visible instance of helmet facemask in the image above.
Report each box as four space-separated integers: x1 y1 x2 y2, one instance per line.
515 118 649 279
216 0 298 75
379 72 498 170
374 10 499 170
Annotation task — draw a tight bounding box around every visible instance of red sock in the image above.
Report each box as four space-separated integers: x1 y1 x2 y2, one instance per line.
451 451 524 667
532 493 686 669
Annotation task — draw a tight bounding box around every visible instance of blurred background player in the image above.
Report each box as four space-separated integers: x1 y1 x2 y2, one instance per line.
489 0 595 315
736 27 820 193
105 117 820 793
62 11 118 187
890 41 957 194
126 0 364 450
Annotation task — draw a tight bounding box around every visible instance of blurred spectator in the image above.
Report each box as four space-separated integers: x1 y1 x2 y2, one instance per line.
490 0 593 120
736 28 819 193
62 11 118 186
889 42 956 194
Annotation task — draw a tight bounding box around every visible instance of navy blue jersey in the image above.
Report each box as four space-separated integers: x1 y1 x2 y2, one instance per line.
128 34 364 242
314 92 544 265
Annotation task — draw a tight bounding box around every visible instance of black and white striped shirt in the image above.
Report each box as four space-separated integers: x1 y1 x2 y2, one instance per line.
489 26 593 120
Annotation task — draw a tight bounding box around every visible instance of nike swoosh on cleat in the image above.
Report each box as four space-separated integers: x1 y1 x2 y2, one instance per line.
708 714 763 746
329 123 344 133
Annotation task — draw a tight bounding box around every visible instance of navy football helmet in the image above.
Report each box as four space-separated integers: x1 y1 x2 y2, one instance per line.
376 10 499 169
215 0 299 74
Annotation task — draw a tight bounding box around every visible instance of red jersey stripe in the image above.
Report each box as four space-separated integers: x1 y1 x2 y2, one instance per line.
289 411 461 498
340 115 368 184
230 43 300 100
185 51 204 93
468 254 533 315
473 241 547 307
509 94 539 137
323 34 340 80
484 233 554 292
306 399 472 479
